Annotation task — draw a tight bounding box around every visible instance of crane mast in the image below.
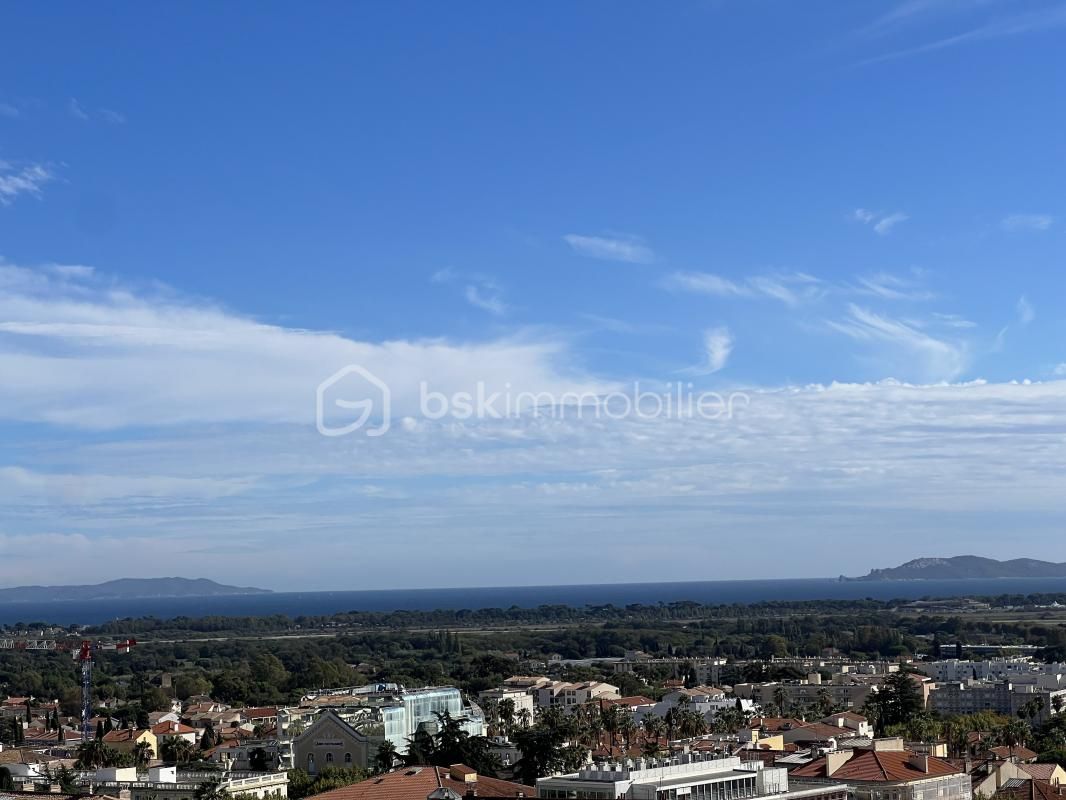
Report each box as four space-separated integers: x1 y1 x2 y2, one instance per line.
0 637 136 740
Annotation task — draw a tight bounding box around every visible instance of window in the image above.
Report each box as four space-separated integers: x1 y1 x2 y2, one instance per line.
326 752 334 763
344 753 352 764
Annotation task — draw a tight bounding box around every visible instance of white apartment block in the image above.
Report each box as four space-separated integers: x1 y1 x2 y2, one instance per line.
538 753 849 800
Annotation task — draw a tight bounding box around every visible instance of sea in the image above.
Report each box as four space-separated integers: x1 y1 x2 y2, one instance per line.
3 576 1066 626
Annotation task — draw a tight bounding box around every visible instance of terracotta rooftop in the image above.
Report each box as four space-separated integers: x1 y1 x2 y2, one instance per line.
792 749 962 782
989 746 1039 762
306 765 533 799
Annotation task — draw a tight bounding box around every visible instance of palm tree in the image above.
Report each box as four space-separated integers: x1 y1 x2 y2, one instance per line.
374 740 398 774
193 779 230 800
772 687 787 715
163 737 197 764
75 739 110 769
133 740 154 768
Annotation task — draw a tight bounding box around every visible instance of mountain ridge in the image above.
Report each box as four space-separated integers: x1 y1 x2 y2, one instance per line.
0 577 272 604
847 555 1066 581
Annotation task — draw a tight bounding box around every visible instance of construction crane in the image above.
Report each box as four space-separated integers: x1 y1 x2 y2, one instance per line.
0 637 136 740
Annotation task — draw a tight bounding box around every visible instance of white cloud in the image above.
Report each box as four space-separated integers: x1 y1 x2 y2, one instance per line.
860 4 1066 65
0 262 610 429
564 233 654 264
8 376 1066 587
854 272 934 301
699 327 733 374
464 284 507 316
0 163 54 206
67 97 90 120
1017 295 1035 325
853 208 909 235
99 108 127 125
827 304 968 381
1002 213 1054 232
665 271 821 306
1054 363 1066 377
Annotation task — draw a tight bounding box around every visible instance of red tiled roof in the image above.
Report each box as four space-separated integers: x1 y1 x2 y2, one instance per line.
102 729 145 744
989 746 1038 762
152 721 197 735
1019 764 1061 782
789 723 851 740
792 750 962 782
307 765 532 800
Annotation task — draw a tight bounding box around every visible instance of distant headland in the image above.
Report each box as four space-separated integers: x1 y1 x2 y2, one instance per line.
0 577 272 603
845 555 1066 581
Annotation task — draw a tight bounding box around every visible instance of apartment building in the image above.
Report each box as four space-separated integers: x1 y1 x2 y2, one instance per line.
80 766 288 800
928 681 1066 724
538 753 849 800
534 680 620 711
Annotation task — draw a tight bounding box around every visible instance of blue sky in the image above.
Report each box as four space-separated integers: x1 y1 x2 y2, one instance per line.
2 2 1065 590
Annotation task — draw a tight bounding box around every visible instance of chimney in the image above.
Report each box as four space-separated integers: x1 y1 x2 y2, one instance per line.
908 754 929 774
826 751 851 777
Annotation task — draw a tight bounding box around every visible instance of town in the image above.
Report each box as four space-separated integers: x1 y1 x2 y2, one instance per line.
4 611 1066 800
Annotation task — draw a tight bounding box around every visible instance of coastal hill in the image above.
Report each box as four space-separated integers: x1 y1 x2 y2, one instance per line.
848 555 1066 581
0 577 272 603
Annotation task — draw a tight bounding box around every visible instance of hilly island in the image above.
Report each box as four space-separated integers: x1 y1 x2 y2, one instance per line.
848 555 1066 581
0 577 272 603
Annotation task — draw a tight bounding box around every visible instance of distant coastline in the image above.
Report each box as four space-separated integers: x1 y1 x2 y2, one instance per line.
4 575 1066 626
844 555 1066 582
0 577 272 605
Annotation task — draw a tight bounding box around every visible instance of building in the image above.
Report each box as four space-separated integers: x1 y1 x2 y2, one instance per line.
80 766 288 800
101 727 158 758
152 720 200 745
291 709 379 774
302 764 532 799
477 686 535 726
928 681 1066 724
790 747 970 800
733 677 877 713
538 753 849 800
533 680 620 711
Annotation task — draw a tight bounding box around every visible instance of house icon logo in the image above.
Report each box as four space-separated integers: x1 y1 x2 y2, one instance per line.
316 364 391 437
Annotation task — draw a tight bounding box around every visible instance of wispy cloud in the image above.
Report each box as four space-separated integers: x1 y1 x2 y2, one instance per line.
1002 213 1054 232
665 271 822 307
1017 295 1035 325
0 162 54 206
68 98 127 124
564 233 655 264
859 4 1066 65
464 284 508 316
98 108 127 125
0 103 19 119
853 208 909 235
67 97 90 120
701 327 733 374
827 304 968 381
854 272 935 302
0 262 608 428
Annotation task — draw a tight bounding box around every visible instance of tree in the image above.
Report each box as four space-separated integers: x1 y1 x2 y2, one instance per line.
374 740 398 774
76 740 115 769
193 779 231 800
96 720 105 740
134 739 154 768
0 767 14 793
864 672 924 736
201 724 217 751
249 747 271 772
162 738 197 764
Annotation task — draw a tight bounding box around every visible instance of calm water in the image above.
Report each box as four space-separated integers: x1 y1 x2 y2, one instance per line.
3 576 1066 626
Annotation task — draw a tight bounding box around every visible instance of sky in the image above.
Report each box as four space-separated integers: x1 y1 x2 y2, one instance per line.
1 1 1065 590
